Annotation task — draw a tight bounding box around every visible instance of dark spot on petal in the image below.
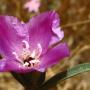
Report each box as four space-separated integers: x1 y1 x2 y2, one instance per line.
0 54 3 59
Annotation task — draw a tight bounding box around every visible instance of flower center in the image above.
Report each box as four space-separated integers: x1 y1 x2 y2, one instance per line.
24 57 35 67
12 40 42 68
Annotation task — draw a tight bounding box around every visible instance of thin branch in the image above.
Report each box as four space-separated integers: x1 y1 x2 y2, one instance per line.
61 19 90 28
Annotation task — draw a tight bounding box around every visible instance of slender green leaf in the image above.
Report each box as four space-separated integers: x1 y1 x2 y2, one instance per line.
40 63 90 90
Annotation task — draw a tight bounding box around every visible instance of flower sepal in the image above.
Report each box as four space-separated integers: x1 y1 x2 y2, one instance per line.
11 71 46 90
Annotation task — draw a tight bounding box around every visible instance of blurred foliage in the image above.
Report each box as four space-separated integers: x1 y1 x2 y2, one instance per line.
0 0 90 90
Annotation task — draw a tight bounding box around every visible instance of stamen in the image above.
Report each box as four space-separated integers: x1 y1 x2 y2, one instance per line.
21 48 30 60
29 59 40 67
35 43 42 58
22 40 29 49
23 62 29 67
12 52 21 61
12 52 23 64
31 50 36 58
37 43 42 54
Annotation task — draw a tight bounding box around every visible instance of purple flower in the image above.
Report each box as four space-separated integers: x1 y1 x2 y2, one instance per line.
0 11 69 73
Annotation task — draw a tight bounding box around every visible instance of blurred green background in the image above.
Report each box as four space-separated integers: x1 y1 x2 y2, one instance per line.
0 0 90 90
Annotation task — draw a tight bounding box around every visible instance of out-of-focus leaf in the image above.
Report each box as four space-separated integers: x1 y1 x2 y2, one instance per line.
40 63 90 90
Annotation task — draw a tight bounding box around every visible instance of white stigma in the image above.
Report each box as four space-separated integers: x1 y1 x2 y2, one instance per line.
23 62 29 67
29 59 40 64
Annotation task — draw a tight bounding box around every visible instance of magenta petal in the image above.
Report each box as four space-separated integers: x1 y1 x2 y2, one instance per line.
0 60 7 72
0 57 34 73
5 16 28 37
0 16 27 57
0 58 23 72
50 13 64 45
0 59 19 72
27 11 61 53
39 43 70 69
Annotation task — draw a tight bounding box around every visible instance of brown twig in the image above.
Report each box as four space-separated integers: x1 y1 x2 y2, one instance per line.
61 19 90 28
